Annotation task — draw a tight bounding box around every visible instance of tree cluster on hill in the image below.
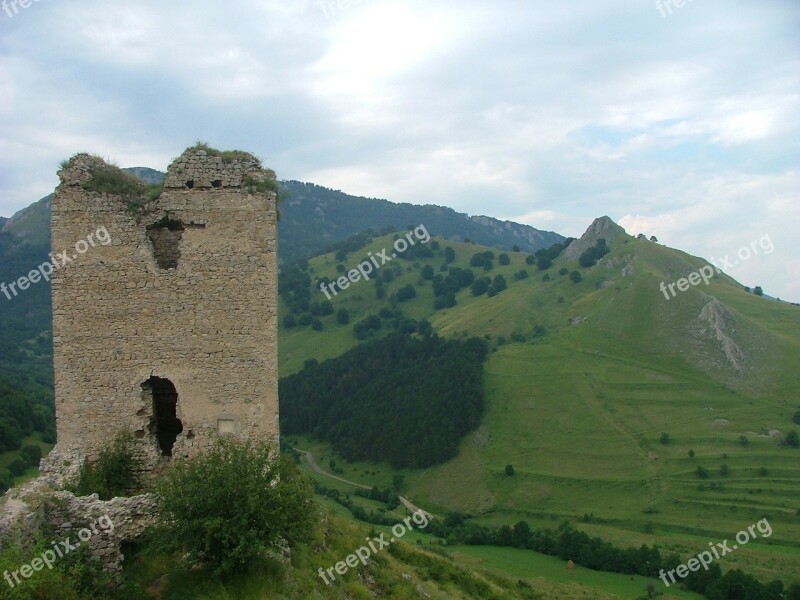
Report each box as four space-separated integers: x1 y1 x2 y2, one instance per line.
524 238 574 270
277 180 565 264
280 332 489 468
469 250 495 271
328 230 381 261
0 376 54 491
317 485 797 599
432 267 475 308
0 230 58 488
351 308 428 340
578 238 610 268
420 518 793 599
279 261 312 316
470 274 507 297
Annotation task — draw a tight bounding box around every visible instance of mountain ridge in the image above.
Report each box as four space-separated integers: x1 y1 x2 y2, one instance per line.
1 171 565 265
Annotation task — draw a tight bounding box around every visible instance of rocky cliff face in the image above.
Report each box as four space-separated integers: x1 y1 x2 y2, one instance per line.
468 214 563 249
563 215 628 261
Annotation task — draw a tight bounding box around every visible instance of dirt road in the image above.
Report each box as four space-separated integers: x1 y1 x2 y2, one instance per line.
295 448 435 519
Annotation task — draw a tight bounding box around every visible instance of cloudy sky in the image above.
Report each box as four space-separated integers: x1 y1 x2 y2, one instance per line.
1 0 798 299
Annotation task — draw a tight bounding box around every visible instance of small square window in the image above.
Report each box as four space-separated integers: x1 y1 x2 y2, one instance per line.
217 419 236 435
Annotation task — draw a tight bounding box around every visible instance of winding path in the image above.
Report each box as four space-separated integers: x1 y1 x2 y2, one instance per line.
294 448 435 520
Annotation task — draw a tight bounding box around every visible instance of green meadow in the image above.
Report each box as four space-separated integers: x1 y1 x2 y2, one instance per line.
283 229 800 592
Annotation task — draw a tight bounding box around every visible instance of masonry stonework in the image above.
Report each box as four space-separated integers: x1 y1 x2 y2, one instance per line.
49 147 279 470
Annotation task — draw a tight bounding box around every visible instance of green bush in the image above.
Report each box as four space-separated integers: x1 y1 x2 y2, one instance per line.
786 430 799 448
0 538 144 600
73 431 142 500
20 444 42 465
152 438 317 577
7 458 28 476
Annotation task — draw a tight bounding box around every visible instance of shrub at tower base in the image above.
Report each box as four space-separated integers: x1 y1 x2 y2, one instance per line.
150 438 317 577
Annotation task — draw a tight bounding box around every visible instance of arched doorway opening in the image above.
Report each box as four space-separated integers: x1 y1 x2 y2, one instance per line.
143 376 183 456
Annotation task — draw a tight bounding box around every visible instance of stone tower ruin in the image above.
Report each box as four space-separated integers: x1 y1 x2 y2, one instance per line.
48 146 279 471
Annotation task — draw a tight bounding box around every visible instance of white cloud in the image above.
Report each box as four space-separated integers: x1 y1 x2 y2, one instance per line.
0 0 798 298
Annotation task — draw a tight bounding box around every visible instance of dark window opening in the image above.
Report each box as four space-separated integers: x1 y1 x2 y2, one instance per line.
143 376 183 457
185 180 194 189
211 179 222 188
146 216 185 270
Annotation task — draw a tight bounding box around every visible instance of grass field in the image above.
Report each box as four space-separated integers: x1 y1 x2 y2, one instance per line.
282 230 800 591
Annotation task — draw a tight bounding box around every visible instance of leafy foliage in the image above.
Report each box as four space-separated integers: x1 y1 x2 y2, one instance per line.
152 438 316 577
415 518 790 600
785 429 799 448
280 333 488 468
72 431 142 500
0 540 145 600
242 175 279 196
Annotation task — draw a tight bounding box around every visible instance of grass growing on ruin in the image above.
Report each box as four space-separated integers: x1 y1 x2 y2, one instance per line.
243 175 279 196
187 141 262 165
76 157 162 219
81 161 147 197
69 431 143 500
0 535 146 600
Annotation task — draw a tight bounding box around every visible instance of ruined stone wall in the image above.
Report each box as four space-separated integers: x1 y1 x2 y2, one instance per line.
0 477 155 572
50 148 279 470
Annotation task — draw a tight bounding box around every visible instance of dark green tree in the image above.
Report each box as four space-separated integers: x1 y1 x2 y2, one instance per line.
785 430 799 448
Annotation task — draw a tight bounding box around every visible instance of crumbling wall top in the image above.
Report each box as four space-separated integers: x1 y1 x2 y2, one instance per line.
163 145 274 190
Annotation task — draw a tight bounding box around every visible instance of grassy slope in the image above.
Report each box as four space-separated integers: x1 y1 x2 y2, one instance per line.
280 231 800 588
123 507 549 600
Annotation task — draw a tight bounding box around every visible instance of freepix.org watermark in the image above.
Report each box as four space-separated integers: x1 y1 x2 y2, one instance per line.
656 0 697 18
319 224 430 300
659 234 773 300
4 514 115 588
1 226 112 301
318 509 429 585
2 0 47 19
659 518 772 588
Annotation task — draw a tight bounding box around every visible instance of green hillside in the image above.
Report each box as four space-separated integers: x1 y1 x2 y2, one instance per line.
279 220 800 589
